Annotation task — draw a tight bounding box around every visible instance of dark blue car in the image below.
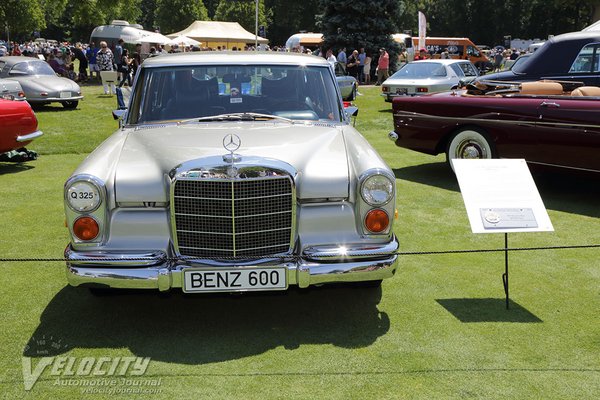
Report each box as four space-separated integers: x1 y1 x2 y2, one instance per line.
478 31 600 86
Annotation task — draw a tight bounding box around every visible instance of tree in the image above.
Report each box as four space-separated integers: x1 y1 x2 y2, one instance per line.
317 0 402 70
155 0 209 34
0 0 45 40
213 0 269 35
265 0 319 46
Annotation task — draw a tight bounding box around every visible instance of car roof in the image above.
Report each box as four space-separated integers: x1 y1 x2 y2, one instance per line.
407 59 471 65
141 51 330 68
0 56 44 65
519 31 600 74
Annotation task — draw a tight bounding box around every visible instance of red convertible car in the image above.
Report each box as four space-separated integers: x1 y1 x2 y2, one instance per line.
0 98 43 157
389 80 600 173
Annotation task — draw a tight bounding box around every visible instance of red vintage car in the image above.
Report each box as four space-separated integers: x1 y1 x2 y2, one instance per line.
389 80 600 173
0 98 43 156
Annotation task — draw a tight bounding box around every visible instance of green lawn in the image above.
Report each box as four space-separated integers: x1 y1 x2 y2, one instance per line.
0 85 598 399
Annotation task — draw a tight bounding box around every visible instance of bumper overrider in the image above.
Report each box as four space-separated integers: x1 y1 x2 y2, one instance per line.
65 237 399 291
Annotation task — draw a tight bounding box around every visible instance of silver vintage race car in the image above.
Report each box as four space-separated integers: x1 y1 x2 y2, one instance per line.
64 52 399 294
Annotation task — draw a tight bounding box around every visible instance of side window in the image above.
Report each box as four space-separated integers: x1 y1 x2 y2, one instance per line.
467 46 481 58
569 43 599 73
450 64 464 77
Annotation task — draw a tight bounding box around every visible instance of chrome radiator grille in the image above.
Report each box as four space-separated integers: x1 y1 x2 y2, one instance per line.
173 177 294 258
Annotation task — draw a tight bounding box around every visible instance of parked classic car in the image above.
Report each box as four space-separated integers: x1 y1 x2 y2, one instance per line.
334 62 358 101
381 59 479 102
0 98 43 154
478 31 600 86
388 80 600 173
0 56 83 108
0 78 26 101
64 52 399 294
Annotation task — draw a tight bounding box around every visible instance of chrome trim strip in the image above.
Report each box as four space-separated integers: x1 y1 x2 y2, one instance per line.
303 237 400 260
393 110 600 130
16 130 43 142
31 96 84 102
65 247 166 267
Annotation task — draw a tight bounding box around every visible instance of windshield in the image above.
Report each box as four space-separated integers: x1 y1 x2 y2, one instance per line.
10 60 56 76
390 62 447 79
510 55 531 71
129 64 343 124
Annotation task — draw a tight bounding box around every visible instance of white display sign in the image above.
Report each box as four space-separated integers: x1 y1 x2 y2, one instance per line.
453 159 554 234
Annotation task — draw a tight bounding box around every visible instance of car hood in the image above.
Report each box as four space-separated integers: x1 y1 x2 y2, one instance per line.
8 75 80 95
114 122 350 203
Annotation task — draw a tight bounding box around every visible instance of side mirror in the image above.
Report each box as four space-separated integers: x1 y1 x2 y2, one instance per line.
112 109 127 120
112 109 127 129
344 105 358 126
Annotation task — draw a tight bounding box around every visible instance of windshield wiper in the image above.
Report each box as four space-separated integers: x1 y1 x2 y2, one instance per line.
179 112 293 124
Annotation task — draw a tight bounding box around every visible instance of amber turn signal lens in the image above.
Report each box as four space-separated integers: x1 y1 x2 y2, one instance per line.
365 209 389 233
73 217 99 241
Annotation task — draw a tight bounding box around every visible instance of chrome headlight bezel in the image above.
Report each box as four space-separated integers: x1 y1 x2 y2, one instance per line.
360 173 394 206
65 177 103 213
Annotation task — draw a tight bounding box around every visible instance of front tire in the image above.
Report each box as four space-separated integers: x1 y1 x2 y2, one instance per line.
446 127 496 171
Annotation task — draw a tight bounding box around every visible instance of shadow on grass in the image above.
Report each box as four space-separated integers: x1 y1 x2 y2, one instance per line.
24 284 389 364
32 105 77 112
0 162 35 175
378 108 393 113
436 298 542 323
394 162 600 218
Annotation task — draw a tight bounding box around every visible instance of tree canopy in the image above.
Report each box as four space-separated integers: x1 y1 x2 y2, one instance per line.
1 0 599 47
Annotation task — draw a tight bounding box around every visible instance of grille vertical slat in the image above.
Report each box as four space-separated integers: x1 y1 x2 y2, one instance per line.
173 177 293 258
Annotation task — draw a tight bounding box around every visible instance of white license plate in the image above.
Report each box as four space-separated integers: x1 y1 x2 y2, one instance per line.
60 91 71 98
183 268 287 293
395 88 408 95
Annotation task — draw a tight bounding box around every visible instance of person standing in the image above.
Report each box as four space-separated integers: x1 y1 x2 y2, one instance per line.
131 43 142 81
97 41 115 94
71 43 88 82
337 47 347 65
87 42 100 82
114 39 124 80
118 48 132 87
358 47 366 83
363 52 372 84
326 48 337 69
346 50 360 80
376 48 389 85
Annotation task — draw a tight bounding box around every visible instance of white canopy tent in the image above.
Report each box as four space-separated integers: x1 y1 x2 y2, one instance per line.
167 21 268 49
167 35 201 47
91 22 171 45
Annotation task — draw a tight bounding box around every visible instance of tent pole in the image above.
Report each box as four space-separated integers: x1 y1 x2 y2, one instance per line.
255 0 258 50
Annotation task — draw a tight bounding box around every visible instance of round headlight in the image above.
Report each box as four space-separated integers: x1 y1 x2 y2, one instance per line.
66 180 101 212
361 174 393 205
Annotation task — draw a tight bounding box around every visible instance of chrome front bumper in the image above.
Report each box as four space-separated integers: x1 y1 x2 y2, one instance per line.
65 238 399 291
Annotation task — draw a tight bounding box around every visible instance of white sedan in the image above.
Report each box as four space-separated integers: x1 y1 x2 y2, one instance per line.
381 59 479 102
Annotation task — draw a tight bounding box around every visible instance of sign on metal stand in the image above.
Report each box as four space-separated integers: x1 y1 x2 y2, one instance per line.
453 159 554 309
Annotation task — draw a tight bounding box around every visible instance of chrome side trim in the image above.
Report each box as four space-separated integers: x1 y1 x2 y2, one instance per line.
393 110 600 130
16 130 43 142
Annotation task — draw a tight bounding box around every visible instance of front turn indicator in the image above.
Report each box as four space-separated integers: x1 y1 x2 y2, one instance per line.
365 209 389 233
73 216 99 241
